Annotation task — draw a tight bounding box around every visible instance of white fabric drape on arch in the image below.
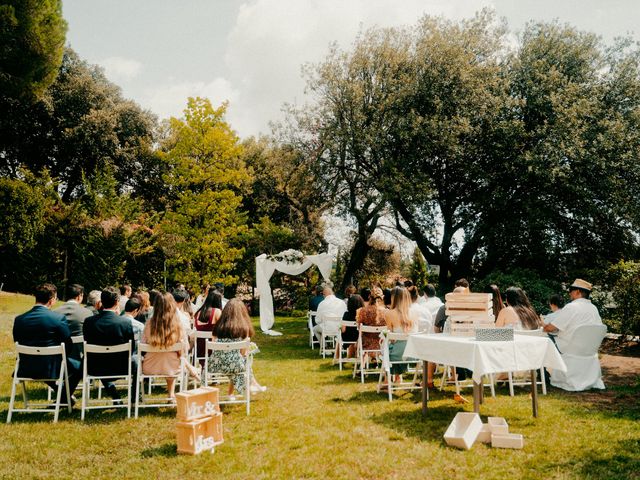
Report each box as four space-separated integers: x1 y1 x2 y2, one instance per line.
255 252 333 334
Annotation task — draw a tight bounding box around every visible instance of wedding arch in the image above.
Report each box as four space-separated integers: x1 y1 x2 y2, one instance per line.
255 250 333 335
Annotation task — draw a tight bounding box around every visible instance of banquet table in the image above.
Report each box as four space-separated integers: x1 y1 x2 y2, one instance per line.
403 333 566 417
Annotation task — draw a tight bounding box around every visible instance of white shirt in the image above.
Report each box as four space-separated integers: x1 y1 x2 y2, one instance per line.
315 295 347 325
409 302 434 333
549 298 603 352
424 296 444 317
123 313 144 340
177 308 192 333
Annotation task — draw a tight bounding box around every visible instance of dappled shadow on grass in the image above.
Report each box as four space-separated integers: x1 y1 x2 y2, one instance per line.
553 377 640 422
528 438 640 480
370 405 463 443
141 442 178 458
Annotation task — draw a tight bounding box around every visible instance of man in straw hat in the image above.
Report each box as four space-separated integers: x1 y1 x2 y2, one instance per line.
543 279 603 352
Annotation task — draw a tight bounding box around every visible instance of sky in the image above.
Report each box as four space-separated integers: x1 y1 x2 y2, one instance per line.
63 0 640 139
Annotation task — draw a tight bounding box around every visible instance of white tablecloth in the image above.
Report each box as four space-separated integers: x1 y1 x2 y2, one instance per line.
404 333 566 384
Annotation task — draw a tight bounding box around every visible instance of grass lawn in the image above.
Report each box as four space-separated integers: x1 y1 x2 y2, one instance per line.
0 292 638 479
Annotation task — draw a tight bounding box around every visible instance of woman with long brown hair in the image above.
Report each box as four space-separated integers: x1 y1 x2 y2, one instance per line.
380 287 418 389
208 298 263 396
496 287 541 330
141 292 190 399
484 284 504 320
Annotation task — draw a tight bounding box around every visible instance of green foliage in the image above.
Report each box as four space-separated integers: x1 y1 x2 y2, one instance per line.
476 269 563 314
0 0 67 100
159 98 251 287
358 238 400 287
0 171 55 252
599 260 640 336
409 247 429 291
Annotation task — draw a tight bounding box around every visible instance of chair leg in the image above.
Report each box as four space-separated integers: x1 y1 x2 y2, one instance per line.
53 380 63 423
540 367 547 395
488 374 496 397
81 378 88 421
508 372 515 397
7 380 17 424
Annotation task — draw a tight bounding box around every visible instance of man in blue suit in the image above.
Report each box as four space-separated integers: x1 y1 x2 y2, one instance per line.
12 283 82 406
83 287 137 400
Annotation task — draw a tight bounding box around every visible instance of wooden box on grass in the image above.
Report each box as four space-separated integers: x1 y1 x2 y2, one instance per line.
491 433 524 449
176 413 224 455
443 412 483 450
176 387 219 421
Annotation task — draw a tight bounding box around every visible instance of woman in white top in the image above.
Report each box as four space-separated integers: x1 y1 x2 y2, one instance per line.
495 287 540 330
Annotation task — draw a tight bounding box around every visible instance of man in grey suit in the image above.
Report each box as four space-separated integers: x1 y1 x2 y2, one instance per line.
55 284 93 362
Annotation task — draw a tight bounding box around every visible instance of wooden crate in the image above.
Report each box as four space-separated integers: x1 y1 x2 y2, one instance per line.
176 413 224 455
176 387 219 421
446 292 495 337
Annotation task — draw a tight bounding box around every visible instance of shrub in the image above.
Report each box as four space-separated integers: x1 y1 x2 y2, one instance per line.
599 260 640 337
476 269 563 314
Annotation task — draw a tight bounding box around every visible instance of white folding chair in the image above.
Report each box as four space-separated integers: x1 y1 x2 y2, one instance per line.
193 330 213 369
308 311 319 349
81 341 133 420
47 335 84 402
204 338 252 415
135 342 185 418
319 315 342 359
505 368 547 396
354 325 387 383
7 343 72 423
377 331 422 401
336 320 358 371
551 324 607 391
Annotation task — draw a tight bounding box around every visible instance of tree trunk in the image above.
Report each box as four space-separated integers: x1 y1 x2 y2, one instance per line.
338 231 371 296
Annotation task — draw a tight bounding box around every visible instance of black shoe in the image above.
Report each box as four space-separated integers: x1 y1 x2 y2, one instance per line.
105 385 121 400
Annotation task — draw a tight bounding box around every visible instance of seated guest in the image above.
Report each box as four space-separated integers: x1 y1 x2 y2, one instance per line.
381 287 418 389
13 283 82 405
355 287 387 358
118 284 132 312
312 285 348 342
208 298 265 396
542 293 566 325
359 287 371 303
344 284 357 304
172 288 193 334
134 291 152 324
86 290 102 315
122 297 145 340
342 294 365 358
484 284 505 320
383 288 392 308
543 279 603 352
454 278 470 292
214 282 229 308
194 290 223 365
308 285 324 324
142 292 195 400
194 283 210 311
423 284 444 317
495 287 540 330
55 283 93 361
83 287 137 400
406 282 433 332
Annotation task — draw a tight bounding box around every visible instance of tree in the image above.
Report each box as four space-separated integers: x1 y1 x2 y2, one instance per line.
409 247 429 291
0 0 67 100
294 27 414 292
0 49 159 204
159 97 251 287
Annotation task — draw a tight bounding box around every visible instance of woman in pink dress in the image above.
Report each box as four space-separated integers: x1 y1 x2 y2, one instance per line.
141 292 190 400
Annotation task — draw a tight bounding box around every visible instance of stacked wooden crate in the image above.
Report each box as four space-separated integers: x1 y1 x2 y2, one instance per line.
445 292 494 337
175 387 224 455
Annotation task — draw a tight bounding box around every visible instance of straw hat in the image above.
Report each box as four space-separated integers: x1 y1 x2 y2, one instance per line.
569 278 592 292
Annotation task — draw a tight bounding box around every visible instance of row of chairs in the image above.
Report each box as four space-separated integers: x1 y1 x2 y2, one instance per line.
7 337 252 423
309 311 548 401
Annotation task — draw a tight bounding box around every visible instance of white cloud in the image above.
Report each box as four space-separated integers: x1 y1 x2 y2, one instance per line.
99 56 143 82
222 0 494 137
141 78 240 121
